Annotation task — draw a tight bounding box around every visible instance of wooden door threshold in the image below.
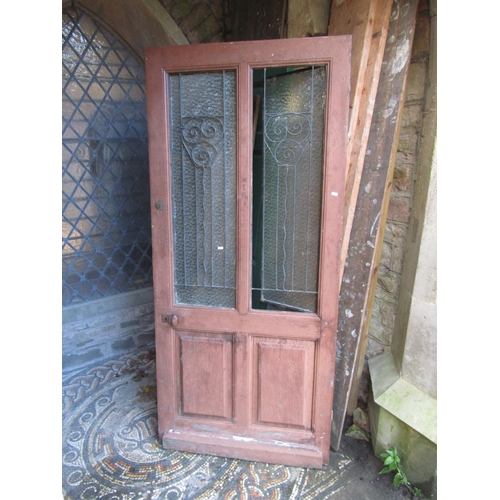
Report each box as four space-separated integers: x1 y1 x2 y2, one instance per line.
163 429 325 468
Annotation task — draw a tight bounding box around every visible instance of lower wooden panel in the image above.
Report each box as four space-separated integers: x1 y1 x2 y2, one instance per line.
163 428 324 468
252 337 315 429
177 331 234 420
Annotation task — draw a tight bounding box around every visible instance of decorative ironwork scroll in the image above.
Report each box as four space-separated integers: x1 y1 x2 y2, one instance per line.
265 113 312 168
181 117 224 169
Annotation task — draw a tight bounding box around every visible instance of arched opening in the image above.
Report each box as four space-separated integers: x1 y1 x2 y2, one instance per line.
62 7 152 306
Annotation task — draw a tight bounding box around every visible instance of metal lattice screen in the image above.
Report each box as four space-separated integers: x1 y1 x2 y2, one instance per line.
62 8 153 307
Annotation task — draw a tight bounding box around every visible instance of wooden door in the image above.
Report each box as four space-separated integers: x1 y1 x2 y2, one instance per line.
145 37 350 468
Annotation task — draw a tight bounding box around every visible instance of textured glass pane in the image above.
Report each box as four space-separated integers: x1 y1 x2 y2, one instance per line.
259 67 326 313
169 71 237 308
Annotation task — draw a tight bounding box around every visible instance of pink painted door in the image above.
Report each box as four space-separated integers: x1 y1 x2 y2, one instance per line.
145 36 350 468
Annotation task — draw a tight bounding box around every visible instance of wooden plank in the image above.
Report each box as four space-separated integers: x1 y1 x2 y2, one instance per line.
328 0 376 131
346 0 433 414
328 0 392 286
331 0 393 289
330 0 419 451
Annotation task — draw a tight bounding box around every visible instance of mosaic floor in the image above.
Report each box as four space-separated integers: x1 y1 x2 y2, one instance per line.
62 348 412 499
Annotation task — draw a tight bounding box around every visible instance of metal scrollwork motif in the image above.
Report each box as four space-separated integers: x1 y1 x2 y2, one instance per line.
182 117 224 169
265 113 312 167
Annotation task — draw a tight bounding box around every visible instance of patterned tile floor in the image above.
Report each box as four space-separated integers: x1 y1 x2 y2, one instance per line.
62 348 413 499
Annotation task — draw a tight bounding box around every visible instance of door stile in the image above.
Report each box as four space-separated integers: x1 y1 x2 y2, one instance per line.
314 40 351 329
311 38 351 460
145 54 177 438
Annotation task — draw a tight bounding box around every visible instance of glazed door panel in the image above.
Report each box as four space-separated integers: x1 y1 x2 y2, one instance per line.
145 37 350 468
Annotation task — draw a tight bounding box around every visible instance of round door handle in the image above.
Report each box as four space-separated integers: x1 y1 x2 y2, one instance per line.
161 313 180 326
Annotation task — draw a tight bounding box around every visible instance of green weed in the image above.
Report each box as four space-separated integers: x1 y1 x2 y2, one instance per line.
379 447 422 497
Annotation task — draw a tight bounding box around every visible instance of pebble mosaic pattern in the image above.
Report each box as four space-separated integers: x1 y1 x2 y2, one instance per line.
62 349 356 499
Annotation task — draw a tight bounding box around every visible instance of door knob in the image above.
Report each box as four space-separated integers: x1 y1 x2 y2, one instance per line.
161 313 179 326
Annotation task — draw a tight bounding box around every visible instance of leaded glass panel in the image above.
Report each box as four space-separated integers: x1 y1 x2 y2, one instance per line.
62 8 152 306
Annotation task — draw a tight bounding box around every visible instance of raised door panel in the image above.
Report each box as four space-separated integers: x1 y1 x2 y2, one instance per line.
252 338 315 429
177 331 234 421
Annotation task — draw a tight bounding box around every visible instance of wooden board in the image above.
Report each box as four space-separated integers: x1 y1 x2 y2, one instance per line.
330 0 419 451
328 0 376 128
330 0 393 288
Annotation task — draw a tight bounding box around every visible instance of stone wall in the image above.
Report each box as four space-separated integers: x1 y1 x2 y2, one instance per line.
62 289 155 373
364 2 431 373
62 1 229 373
159 0 229 43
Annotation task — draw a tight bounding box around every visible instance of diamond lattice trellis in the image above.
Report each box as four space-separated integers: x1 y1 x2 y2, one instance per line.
62 8 153 307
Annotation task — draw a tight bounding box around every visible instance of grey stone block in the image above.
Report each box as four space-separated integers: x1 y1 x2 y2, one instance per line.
63 348 104 370
111 337 137 352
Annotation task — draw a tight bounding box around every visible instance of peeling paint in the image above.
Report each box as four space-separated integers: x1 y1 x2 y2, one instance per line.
370 212 381 237
382 96 398 118
390 39 410 75
390 4 399 22
345 309 353 318
232 435 255 442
